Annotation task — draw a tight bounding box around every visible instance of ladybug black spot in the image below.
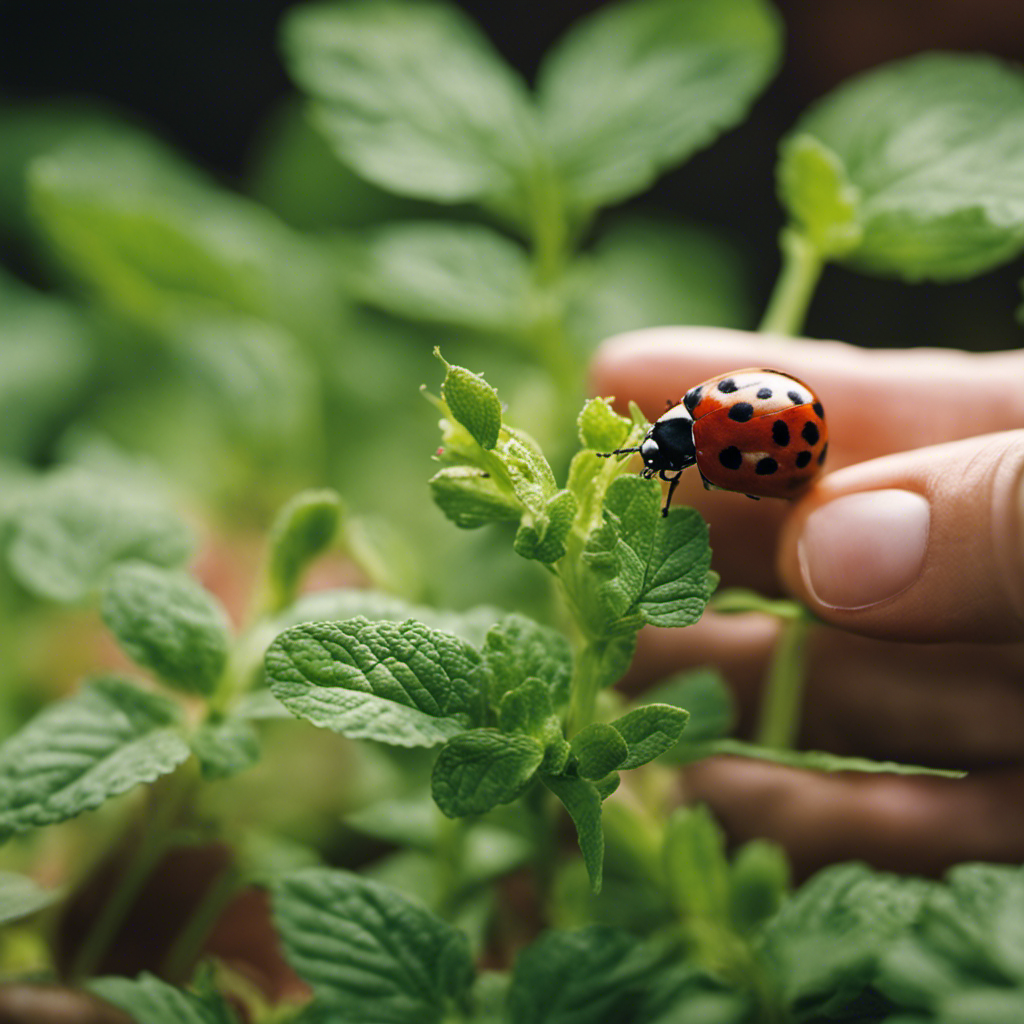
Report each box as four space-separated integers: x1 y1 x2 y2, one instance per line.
771 420 790 446
787 390 802 404
818 442 829 466
718 378 738 394
755 457 778 475
718 446 743 470
802 421 820 445
757 387 773 400
812 401 824 418
727 402 754 422
795 450 812 468
684 386 704 413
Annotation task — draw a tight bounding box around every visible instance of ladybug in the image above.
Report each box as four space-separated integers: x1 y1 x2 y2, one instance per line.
598 368 828 515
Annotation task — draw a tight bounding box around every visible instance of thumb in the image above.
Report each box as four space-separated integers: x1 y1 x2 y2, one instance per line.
777 431 1024 643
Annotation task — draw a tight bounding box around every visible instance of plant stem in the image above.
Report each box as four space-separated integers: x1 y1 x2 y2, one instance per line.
755 613 813 750
160 861 240 981
69 767 195 982
567 640 604 736
758 229 824 337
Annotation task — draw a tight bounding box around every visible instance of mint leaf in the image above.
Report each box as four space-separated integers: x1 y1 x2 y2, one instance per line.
440 356 503 451
570 723 628 780
265 618 486 747
568 218 753 343
777 135 862 259
577 397 631 453
537 0 781 219
429 467 522 529
507 926 656 1024
263 488 343 613
0 871 62 925
761 862 932 1019
729 839 789 936
499 680 570 774
637 505 715 628
101 563 231 696
611 703 689 769
431 729 544 817
513 488 577 564
786 52 1024 280
347 221 535 334
272 867 476 1022
482 613 573 710
0 677 190 842
6 467 193 603
663 805 731 924
642 668 735 744
542 773 604 893
90 973 235 1024
188 715 260 780
282 1 540 223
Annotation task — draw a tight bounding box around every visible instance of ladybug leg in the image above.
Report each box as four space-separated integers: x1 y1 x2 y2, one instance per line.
745 494 761 501
697 470 715 492
658 469 683 517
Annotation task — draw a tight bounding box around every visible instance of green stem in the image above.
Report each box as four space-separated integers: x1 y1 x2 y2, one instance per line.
758 229 824 337
567 640 604 736
434 810 468 920
69 767 195 982
755 614 813 750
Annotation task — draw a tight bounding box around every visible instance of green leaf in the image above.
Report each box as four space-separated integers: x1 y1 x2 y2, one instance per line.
577 398 632 453
777 135 862 259
663 805 731 924
499 680 570 775
101 563 231 696
439 356 503 451
282 0 541 223
345 221 535 334
711 587 806 619
264 489 343 613
482 613 573 710
537 0 781 218
0 273 93 461
761 862 932 1019
0 871 62 925
431 729 544 817
6 467 193 603
675 738 966 778
0 677 190 843
507 926 656 1024
638 506 715 628
570 723 628 780
265 618 486 747
188 715 261 781
728 839 789 936
90 972 236 1024
542 773 604 893
642 668 735 745
786 52 1024 280
429 466 522 529
582 474 661 625
568 218 753 342
513 488 577 564
271 867 476 1022
611 703 689 769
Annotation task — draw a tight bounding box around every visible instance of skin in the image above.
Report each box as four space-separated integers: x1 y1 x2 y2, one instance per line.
591 326 1024 879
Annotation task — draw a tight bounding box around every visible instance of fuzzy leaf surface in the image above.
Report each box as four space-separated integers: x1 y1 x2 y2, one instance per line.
101 562 231 696
431 729 544 818
0 677 189 843
283 0 540 222
611 703 690 769
188 715 261 780
537 0 781 217
570 723 628 780
6 468 193 603
271 867 476 1023
637 505 715 627
441 361 503 451
482 613 573 709
265 618 485 747
787 52 1024 280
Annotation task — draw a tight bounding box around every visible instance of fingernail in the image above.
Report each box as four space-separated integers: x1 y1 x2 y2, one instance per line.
798 490 930 609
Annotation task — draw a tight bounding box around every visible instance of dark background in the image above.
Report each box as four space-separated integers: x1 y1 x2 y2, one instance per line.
3 0 1024 351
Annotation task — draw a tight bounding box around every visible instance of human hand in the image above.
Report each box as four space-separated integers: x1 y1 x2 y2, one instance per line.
591 326 1024 878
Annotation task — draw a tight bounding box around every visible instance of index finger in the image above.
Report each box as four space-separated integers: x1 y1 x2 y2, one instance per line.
590 327 1024 591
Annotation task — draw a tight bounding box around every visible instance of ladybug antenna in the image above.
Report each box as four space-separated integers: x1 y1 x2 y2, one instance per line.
596 446 642 458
